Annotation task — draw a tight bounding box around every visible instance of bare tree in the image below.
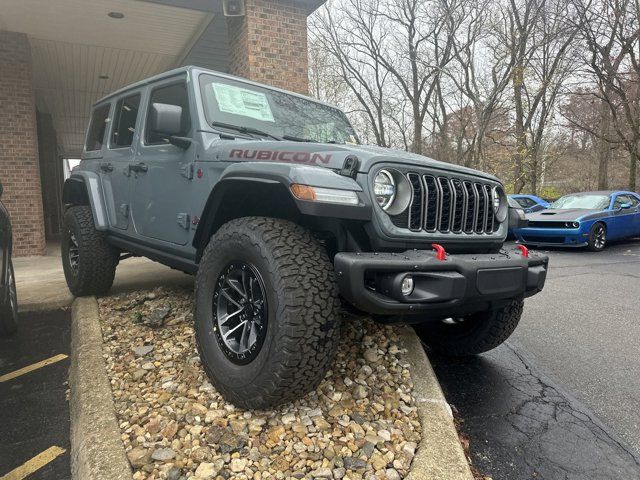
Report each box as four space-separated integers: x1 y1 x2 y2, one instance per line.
576 0 640 190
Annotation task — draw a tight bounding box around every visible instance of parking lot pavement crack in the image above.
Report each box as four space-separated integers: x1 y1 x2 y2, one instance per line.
431 341 640 479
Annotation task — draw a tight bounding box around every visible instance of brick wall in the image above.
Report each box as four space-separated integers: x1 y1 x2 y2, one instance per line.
0 31 46 256
227 0 309 95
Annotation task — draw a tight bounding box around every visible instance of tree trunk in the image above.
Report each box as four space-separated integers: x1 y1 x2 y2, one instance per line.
597 98 611 189
412 104 423 155
630 143 638 191
513 65 527 193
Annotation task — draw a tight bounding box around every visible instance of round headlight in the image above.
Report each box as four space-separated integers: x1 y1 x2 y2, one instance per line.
492 186 508 223
374 170 396 210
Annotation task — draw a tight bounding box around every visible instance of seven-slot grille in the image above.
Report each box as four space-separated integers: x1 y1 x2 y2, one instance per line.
393 173 499 234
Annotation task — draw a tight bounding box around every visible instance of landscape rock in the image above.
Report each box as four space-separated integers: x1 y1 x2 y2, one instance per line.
98 287 422 480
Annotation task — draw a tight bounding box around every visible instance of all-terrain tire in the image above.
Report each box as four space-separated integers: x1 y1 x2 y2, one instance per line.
587 222 607 252
62 206 118 296
195 217 341 409
415 299 524 356
0 261 18 336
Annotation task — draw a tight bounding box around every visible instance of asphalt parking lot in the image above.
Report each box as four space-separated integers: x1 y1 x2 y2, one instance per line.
433 238 640 479
0 309 71 480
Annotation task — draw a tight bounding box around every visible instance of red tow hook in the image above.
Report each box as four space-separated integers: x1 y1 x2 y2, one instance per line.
516 244 529 258
431 243 446 261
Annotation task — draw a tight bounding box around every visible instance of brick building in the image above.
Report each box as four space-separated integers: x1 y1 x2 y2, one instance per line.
0 0 320 256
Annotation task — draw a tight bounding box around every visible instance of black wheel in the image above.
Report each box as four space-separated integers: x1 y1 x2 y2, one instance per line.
0 261 18 336
195 217 341 409
587 222 606 252
62 206 119 296
414 299 524 357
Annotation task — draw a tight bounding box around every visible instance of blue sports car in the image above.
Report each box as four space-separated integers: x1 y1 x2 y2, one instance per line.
509 194 551 213
512 190 640 251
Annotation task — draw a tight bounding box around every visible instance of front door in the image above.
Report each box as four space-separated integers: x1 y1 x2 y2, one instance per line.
100 94 142 230
609 194 640 240
131 79 195 246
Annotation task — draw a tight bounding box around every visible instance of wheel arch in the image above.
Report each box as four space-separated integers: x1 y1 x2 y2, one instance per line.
193 178 301 261
192 165 371 262
62 172 109 230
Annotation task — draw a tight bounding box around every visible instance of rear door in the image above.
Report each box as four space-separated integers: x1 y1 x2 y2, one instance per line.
100 93 142 230
130 78 195 246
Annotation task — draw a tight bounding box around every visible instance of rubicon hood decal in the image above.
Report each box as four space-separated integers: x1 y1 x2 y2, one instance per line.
229 148 332 165
209 139 499 181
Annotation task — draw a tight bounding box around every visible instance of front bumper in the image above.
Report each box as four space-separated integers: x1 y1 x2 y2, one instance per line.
513 227 588 247
334 247 548 317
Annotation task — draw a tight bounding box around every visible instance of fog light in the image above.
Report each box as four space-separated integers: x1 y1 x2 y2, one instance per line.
401 276 414 296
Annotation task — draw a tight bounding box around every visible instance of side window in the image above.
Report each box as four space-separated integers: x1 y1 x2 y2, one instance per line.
615 195 639 208
614 195 630 208
111 94 141 148
145 82 191 145
516 198 535 209
85 104 110 151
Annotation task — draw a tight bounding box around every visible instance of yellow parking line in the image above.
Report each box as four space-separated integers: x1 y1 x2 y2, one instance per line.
0 446 66 480
0 354 68 383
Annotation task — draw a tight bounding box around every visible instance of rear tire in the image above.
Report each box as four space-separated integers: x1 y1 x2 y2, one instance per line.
587 222 606 252
195 217 341 409
62 206 119 296
414 299 524 356
0 261 18 336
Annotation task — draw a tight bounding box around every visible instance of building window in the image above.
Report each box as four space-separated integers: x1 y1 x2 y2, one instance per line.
146 82 191 145
111 94 141 148
85 104 111 151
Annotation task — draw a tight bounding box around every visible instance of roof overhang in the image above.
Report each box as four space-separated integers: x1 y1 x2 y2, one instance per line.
0 0 215 157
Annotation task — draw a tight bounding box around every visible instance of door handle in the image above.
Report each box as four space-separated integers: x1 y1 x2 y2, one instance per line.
129 163 148 173
99 162 114 173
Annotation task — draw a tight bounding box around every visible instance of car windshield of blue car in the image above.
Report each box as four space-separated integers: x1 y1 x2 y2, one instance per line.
199 74 360 145
551 195 610 210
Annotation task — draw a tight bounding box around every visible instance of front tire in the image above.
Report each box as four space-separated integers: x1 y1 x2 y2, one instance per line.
414 299 524 356
587 222 606 252
195 217 341 409
0 261 18 336
62 206 119 296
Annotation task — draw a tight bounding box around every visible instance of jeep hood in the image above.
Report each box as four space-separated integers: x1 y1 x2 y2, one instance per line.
527 208 596 221
208 138 500 182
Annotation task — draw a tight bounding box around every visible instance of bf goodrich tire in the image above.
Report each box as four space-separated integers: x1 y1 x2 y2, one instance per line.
587 222 607 252
62 206 118 296
195 217 341 409
414 299 524 357
0 261 18 336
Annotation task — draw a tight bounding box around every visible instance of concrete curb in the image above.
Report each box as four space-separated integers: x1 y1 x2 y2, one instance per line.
399 326 474 480
69 297 133 480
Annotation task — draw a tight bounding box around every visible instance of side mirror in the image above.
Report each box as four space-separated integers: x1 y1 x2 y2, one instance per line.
619 202 632 210
149 103 183 136
148 103 192 149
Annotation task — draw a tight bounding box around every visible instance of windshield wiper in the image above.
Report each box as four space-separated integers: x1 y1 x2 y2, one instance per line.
282 135 342 144
210 121 281 141
282 134 312 142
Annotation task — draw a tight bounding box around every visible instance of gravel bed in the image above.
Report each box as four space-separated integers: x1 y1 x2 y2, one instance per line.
98 286 422 480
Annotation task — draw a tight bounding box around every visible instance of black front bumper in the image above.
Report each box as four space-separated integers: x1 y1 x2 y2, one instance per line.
334 247 548 318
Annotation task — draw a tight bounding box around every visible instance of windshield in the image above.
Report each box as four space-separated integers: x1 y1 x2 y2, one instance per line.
550 194 610 210
199 74 359 144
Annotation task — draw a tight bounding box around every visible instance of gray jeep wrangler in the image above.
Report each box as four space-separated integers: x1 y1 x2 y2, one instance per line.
62 66 547 409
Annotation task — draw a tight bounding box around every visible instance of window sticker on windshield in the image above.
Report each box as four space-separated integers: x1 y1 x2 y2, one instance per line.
211 83 275 122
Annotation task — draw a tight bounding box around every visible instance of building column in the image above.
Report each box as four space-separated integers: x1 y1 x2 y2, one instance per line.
0 31 46 256
37 111 63 241
227 0 309 95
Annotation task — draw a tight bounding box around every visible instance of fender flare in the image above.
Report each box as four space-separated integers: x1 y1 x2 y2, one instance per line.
62 171 109 230
192 162 371 259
